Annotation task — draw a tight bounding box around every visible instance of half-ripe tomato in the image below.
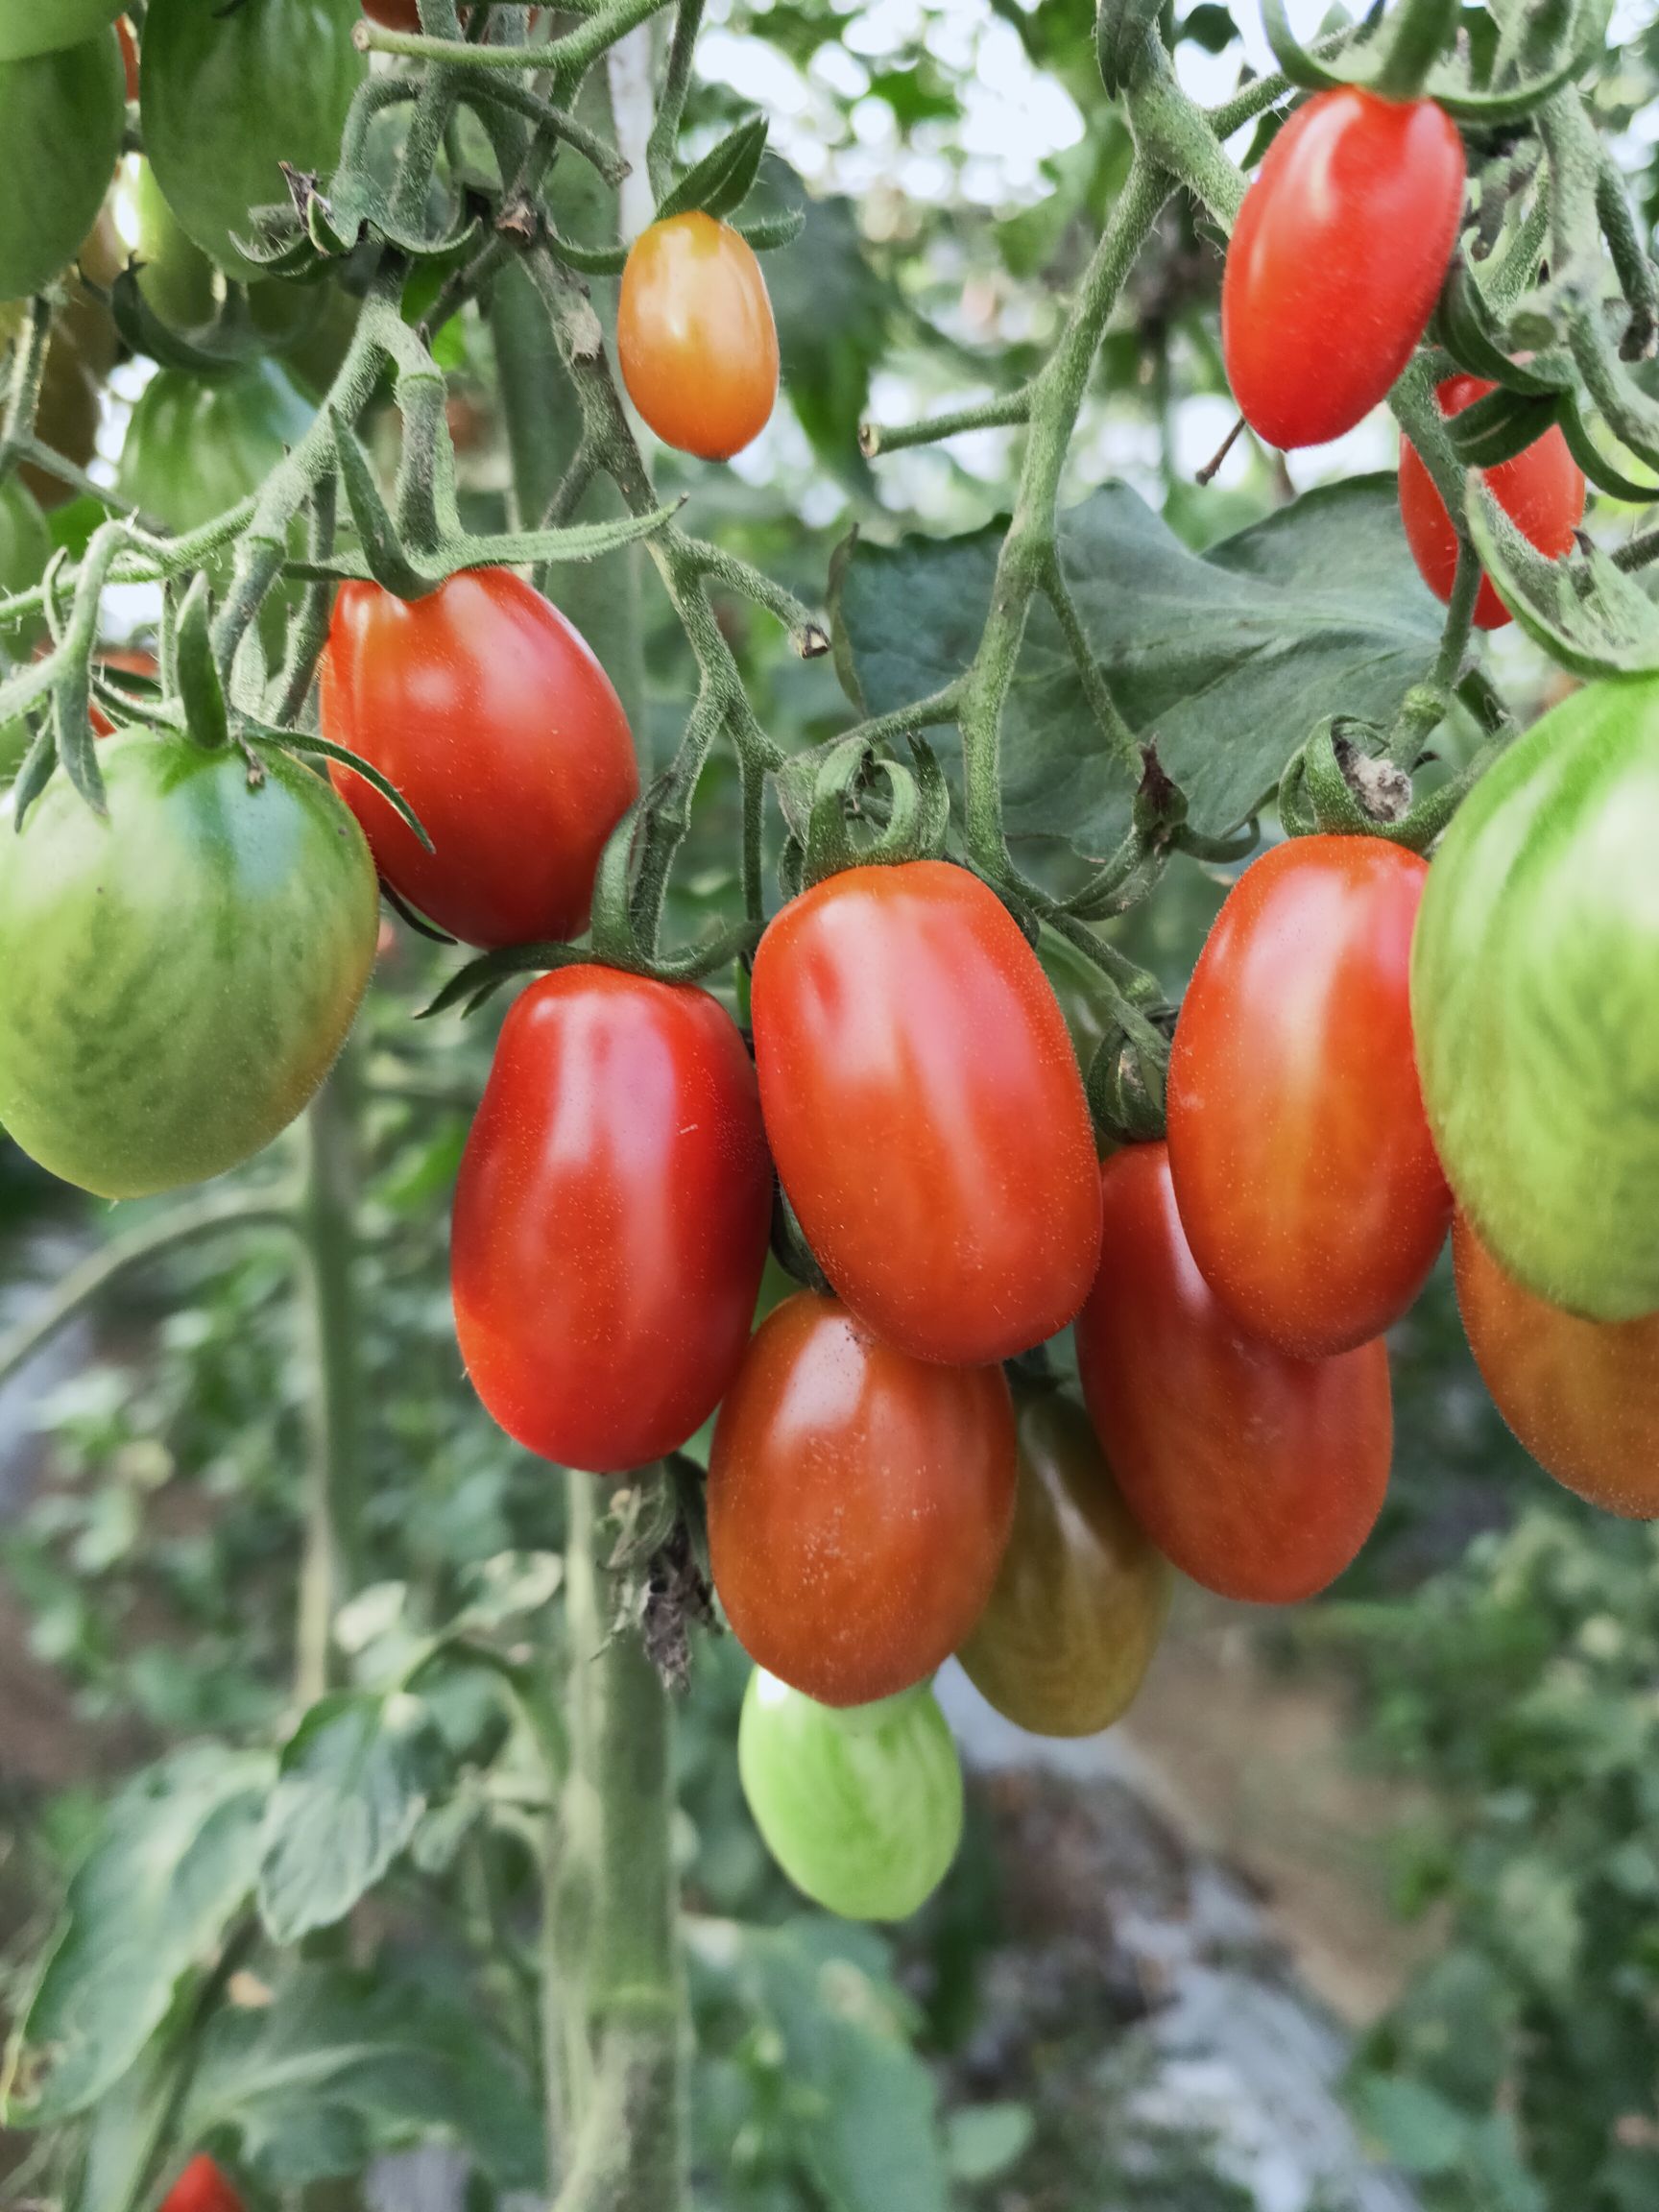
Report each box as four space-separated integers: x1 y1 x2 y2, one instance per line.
1076 1144 1392 1603
738 1671 964 1921
1166 835 1451 1358
751 861 1102 1365
618 212 779 461
1455 1216 1659 1518
319 571 638 950
1222 86 1465 449
0 32 126 301
451 966 773 1474
161 2157 243 2212
1399 375 1585 629
1411 675 1659 1320
0 731 378 1198
957 1384 1170 1738
708 1290 1017 1705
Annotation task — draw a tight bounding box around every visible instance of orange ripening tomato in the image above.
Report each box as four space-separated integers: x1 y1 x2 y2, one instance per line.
160 2157 243 2212
708 1291 1017 1706
1076 1143 1393 1604
1399 374 1585 629
318 569 638 950
618 212 779 461
1166 835 1452 1358
1455 1215 1659 1518
1222 86 1465 448
451 966 773 1475
751 860 1103 1366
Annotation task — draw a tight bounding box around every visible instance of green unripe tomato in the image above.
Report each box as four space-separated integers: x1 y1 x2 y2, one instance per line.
114 156 220 332
737 1670 964 1922
0 33 125 301
0 475 49 653
0 1 124 65
118 358 316 534
1412 674 1659 1319
0 731 379 1198
140 0 367 283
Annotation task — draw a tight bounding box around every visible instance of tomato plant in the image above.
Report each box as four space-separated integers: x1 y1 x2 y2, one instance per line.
1076 1144 1393 1603
1412 674 1659 1321
1166 835 1451 1358
751 860 1101 1366
0 31 125 301
1222 86 1465 448
0 731 378 1198
958 1384 1171 1739
618 213 780 461
319 570 639 949
451 965 772 1473
738 1671 964 1921
1399 374 1585 628
708 1290 1016 1705
160 2156 244 2212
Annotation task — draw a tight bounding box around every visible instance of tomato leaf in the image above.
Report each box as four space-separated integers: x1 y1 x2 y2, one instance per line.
657 115 769 223
832 475 1445 859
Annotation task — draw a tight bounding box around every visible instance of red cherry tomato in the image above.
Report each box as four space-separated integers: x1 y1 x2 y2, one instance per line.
751 861 1102 1366
708 1291 1017 1706
1399 374 1585 630
318 570 638 950
617 212 779 461
1222 86 1465 449
1455 1214 1659 1518
161 2157 242 2212
1166 835 1451 1358
1076 1143 1393 1604
451 966 773 1474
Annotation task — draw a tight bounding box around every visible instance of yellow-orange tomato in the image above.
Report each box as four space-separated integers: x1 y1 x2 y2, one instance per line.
617 212 779 461
1455 1215 1659 1518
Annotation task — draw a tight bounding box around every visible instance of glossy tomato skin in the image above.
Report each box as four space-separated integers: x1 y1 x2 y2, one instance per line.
119 360 316 533
618 213 779 461
1166 835 1451 1358
708 1291 1017 1706
0 33 126 301
319 571 638 950
1222 87 1465 448
451 967 772 1475
958 1386 1171 1738
1455 1217 1659 1518
752 862 1102 1366
1412 676 1659 1320
739 1671 963 1921
0 732 378 1199
161 2156 243 2212
1400 375 1584 629
1076 1144 1393 1604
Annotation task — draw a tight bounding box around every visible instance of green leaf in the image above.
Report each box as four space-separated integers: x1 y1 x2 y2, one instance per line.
1353 2073 1472 2176
177 1963 543 2190
833 476 1444 856
11 1744 274 2124
658 115 769 223
256 1691 447 1944
944 2101 1036 2182
763 166 894 490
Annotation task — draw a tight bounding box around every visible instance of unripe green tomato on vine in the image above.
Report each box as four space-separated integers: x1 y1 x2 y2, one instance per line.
738 1671 964 1921
1411 675 1659 1321
113 156 221 332
0 32 126 301
0 0 125 63
119 359 316 533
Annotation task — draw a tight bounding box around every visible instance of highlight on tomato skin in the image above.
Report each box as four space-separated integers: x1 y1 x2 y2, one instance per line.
1221 84 1466 449
160 2154 244 2212
617 211 780 461
1399 374 1587 629
1455 1215 1659 1519
707 1290 1018 1708
1166 834 1453 1360
1075 1142 1393 1606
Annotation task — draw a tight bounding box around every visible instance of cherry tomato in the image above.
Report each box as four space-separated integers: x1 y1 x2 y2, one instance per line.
1455 1216 1659 1519
161 2157 243 2212
1166 835 1451 1358
451 966 773 1475
751 861 1102 1366
1076 1144 1393 1604
958 1384 1170 1739
617 212 779 461
0 32 126 302
1222 86 1465 449
739 1671 963 1921
1399 374 1585 630
319 570 638 950
708 1290 1016 1706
